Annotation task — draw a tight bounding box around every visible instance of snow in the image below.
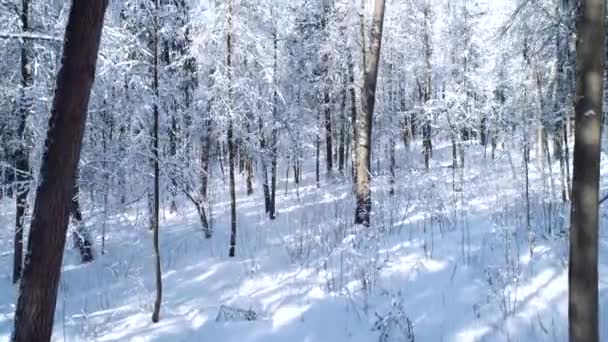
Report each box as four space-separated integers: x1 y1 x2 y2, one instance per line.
0 141 605 341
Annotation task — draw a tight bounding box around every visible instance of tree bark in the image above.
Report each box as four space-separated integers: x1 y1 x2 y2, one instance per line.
11 1 108 340
569 1 604 341
354 0 386 226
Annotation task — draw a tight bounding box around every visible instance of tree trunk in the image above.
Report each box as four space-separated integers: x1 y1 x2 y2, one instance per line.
324 89 333 174
270 134 277 219
246 157 254 195
354 0 385 226
270 21 278 219
227 0 237 258
71 173 93 263
349 53 358 192
338 78 347 173
13 0 33 285
422 5 433 170
11 1 108 340
201 68 215 201
259 117 271 215
151 0 162 323
569 1 604 341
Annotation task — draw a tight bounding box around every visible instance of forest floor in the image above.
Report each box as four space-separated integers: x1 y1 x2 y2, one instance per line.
2 140 608 341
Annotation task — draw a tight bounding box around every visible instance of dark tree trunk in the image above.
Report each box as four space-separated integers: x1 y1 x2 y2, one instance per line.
324 89 333 174
228 121 237 257
338 76 347 173
354 0 385 226
151 0 162 323
11 1 108 340
259 117 271 215
166 39 178 214
349 55 358 191
569 1 604 341
316 109 321 188
71 174 93 263
13 0 33 285
270 133 277 219
201 68 215 201
246 157 254 195
269 23 278 219
227 0 237 258
422 6 433 171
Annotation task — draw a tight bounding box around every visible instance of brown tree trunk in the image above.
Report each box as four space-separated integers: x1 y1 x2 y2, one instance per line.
354 0 386 226
11 1 108 340
569 0 604 341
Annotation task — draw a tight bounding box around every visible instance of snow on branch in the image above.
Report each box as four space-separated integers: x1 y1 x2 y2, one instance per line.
0 32 62 42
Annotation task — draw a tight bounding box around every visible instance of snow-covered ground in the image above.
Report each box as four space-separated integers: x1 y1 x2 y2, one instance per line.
1 141 607 341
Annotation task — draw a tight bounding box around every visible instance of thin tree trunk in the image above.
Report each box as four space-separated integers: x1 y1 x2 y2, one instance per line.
422 5 433 170
71 173 93 263
13 0 33 285
270 135 277 219
11 1 108 340
339 78 346 174
201 68 215 201
349 53 358 192
324 89 333 174
246 157 253 195
354 0 386 226
316 109 321 188
259 117 271 215
270 17 278 219
151 0 162 323
569 1 604 341
227 0 237 258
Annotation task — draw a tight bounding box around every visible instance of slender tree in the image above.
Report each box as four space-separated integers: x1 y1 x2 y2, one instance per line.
269 10 279 219
150 0 163 323
354 0 386 226
11 0 108 340
227 0 237 257
13 0 33 284
71 173 93 263
568 0 605 341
